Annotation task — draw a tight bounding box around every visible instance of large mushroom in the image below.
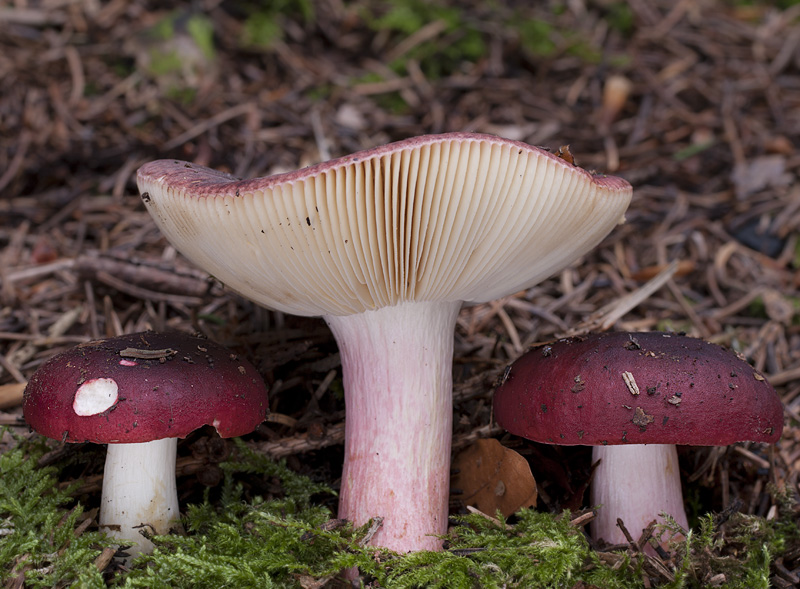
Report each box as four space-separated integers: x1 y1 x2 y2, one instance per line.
492 331 783 549
137 132 632 552
23 331 269 557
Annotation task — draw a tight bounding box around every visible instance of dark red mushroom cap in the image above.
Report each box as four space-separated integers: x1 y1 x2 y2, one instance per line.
23 331 269 444
493 331 783 446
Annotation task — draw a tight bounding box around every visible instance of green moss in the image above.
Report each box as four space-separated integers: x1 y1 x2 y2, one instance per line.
746 295 769 319
2 432 797 588
565 39 603 64
237 0 315 50
150 14 176 42
145 12 215 64
350 73 411 113
305 84 333 102
165 86 198 104
0 431 112 588
517 19 557 57
222 439 332 506
186 14 215 61
241 12 284 49
147 49 185 77
385 509 638 588
370 1 435 34
604 2 636 36
514 16 608 64
657 501 797 588
363 0 487 79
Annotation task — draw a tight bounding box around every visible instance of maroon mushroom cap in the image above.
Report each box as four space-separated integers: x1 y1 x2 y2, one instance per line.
24 331 268 443
494 331 783 446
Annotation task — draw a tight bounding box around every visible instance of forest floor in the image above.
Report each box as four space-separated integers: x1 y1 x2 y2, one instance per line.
1 1 800 587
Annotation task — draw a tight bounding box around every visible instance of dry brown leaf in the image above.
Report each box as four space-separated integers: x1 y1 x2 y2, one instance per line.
451 438 537 518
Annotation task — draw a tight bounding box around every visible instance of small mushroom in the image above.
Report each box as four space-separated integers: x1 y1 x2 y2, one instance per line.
492 331 783 550
23 331 269 558
137 133 632 552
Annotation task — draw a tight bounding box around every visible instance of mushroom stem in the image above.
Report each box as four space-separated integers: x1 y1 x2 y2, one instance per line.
590 443 688 550
325 300 461 553
99 438 179 558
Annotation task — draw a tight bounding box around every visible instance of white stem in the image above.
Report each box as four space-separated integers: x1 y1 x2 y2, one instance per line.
325 301 461 553
590 444 688 549
99 438 179 557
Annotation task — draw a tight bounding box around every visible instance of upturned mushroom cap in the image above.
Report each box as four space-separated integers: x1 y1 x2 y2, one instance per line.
24 331 268 443
494 331 783 446
137 132 632 317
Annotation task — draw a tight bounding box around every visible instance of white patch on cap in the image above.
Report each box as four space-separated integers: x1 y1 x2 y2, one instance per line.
119 359 137 367
73 378 119 416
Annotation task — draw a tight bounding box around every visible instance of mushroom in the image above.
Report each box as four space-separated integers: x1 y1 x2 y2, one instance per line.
23 331 269 557
492 331 783 549
137 132 632 552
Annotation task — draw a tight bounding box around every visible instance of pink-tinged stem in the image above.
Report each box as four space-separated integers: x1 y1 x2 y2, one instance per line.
325 301 461 553
590 444 688 551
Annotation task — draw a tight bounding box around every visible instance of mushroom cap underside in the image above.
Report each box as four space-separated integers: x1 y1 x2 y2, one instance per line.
137 132 632 317
493 331 783 446
23 331 268 443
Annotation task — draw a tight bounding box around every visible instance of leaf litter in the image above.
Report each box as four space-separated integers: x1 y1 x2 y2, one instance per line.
1 0 800 586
